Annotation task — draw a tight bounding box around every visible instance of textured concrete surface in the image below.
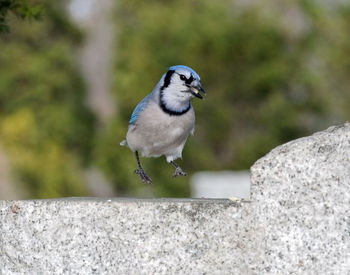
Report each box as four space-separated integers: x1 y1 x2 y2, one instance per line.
1 124 349 274
251 123 350 274
0 198 257 274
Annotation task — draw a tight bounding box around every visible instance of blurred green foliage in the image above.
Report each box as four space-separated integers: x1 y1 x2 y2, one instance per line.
0 1 95 197
1 0 350 198
95 0 350 197
0 0 43 32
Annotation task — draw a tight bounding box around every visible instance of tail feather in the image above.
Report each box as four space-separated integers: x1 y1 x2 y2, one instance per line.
120 139 127 146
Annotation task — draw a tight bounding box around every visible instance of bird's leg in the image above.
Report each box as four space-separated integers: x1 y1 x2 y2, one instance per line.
134 151 152 184
170 161 187 178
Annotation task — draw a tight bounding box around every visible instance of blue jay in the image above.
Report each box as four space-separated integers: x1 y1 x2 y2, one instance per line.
120 65 206 184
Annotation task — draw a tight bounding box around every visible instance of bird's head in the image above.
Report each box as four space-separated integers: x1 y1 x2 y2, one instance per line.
159 65 205 113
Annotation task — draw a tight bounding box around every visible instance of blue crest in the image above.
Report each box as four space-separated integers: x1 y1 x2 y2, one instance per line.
169 65 200 80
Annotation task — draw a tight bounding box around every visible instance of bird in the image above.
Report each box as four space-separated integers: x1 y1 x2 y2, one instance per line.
120 65 206 184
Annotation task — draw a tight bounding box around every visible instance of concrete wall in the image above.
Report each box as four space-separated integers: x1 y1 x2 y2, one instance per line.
1 123 349 274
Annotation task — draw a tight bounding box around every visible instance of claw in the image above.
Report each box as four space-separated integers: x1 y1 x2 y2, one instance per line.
134 168 152 184
172 167 187 178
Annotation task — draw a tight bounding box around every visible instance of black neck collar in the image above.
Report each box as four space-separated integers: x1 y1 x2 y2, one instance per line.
159 97 191 116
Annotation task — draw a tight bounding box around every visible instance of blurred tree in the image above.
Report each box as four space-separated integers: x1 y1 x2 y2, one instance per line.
0 1 95 198
0 0 43 32
96 0 350 197
322 4 350 121
2 0 349 199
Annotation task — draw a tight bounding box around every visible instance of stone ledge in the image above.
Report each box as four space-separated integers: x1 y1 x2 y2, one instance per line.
0 198 256 274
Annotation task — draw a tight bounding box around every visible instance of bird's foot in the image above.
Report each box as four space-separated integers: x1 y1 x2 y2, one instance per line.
173 167 187 178
134 168 152 184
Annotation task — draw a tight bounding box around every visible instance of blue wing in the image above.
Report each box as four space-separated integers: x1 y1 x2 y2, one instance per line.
129 94 152 124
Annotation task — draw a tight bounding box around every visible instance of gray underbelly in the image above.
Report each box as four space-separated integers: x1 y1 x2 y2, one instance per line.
127 124 190 157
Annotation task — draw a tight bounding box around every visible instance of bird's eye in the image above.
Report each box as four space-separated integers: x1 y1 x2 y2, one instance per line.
180 74 186 81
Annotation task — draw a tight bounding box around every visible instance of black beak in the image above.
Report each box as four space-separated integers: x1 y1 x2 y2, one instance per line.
190 85 206 99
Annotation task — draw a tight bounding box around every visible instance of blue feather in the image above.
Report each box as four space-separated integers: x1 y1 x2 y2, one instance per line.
169 65 200 80
129 94 152 124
